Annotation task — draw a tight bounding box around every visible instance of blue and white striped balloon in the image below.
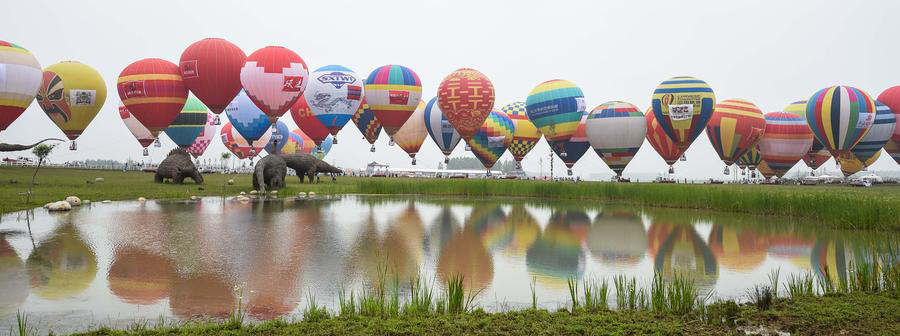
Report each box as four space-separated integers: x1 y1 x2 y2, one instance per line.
851 101 897 164
225 90 272 143
423 96 461 163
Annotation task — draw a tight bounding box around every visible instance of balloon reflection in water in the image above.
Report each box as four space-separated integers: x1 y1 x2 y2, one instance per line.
587 207 647 267
425 207 462 259
438 205 497 292
108 248 174 305
0 235 28 315
526 210 589 287
648 219 718 289
351 204 425 286
26 222 98 300
708 225 768 272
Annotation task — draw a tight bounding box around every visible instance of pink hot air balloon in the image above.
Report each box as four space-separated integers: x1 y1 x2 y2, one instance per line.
239 46 309 124
186 113 217 158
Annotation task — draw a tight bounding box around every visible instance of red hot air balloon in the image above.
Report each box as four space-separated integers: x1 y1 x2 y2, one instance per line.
117 59 188 136
180 38 246 115
239 46 308 124
646 107 684 174
290 94 330 147
437 68 495 141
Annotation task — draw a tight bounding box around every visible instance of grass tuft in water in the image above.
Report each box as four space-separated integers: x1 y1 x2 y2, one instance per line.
786 272 815 299
566 278 579 312
338 287 356 317
747 285 774 311
302 293 330 322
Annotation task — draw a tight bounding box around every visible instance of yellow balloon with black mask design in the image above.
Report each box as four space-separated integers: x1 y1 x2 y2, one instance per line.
35 61 106 149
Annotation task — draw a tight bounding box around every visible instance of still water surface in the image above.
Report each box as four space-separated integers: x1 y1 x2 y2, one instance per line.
0 195 896 333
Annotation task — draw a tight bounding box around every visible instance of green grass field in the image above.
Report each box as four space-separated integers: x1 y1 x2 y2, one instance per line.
2 166 900 229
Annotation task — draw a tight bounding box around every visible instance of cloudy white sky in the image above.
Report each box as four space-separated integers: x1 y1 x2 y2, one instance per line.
4 0 900 179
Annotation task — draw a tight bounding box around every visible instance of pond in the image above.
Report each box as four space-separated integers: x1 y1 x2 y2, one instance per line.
0 195 897 333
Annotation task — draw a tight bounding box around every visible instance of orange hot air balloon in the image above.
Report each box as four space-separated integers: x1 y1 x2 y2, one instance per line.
646 107 684 173
437 68 496 141
705 99 765 173
117 59 188 136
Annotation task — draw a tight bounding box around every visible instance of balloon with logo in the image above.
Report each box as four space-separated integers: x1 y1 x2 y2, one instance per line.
738 144 762 177
850 101 896 164
290 94 330 147
239 46 308 124
651 76 716 151
117 58 188 137
586 101 646 177
502 101 540 169
758 112 814 178
119 104 155 156
220 122 271 159
225 90 272 146
352 97 382 152
316 135 334 159
424 97 462 163
705 99 765 174
467 109 514 172
525 80 585 157
0 40 42 132
185 113 217 158
437 68 495 143
549 112 590 176
876 86 900 165
392 100 427 165
305 65 363 144
36 61 107 150
806 86 876 159
264 120 291 154
179 38 246 124
645 107 684 174
164 97 208 148
838 151 881 177
783 100 830 170
364 65 422 143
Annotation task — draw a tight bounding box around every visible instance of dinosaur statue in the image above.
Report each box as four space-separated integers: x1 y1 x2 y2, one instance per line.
280 154 343 183
155 148 204 184
0 138 64 152
253 154 287 192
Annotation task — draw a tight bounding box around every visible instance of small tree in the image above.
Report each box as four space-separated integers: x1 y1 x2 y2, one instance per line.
27 144 55 203
220 152 231 171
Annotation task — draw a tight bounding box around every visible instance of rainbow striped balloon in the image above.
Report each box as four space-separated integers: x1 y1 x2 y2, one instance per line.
706 99 765 166
586 101 646 177
758 112 813 178
0 40 42 132
364 65 422 139
876 86 900 165
549 112 590 175
525 80 585 156
503 101 540 167
806 86 876 158
645 107 684 167
164 96 208 148
850 101 896 164
651 76 716 151
467 109 514 170
784 100 831 169
738 144 762 169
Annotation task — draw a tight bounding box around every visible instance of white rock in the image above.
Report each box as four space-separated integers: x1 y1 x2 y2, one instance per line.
190 196 198 200
269 190 278 195
102 200 112 203
65 196 82 206
43 203 53 209
308 192 316 197
249 190 258 195
83 200 91 204
297 192 307 197
94 177 105 182
227 179 235 185
137 197 146 202
239 192 246 196
48 201 72 211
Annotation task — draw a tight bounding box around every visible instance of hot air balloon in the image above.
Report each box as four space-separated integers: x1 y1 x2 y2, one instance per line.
294 129 317 154
758 112 814 178
264 120 291 154
502 101 540 169
117 58 188 137
164 97 208 148
838 151 881 177
179 38 246 121
316 135 334 160
525 80 585 157
279 129 305 155
806 86 876 158
586 101 646 178
850 101 896 164
185 113 217 158
36 61 107 150
424 97 462 163
467 109 514 173
783 100 831 170
706 99 765 174
651 76 716 151
757 161 776 180
645 107 684 174
119 104 155 156
393 100 427 165
876 86 900 165
304 65 363 144
364 65 422 143
225 90 272 144
0 41 41 132
352 97 382 152
239 46 308 124
220 122 271 159
437 68 495 143
290 94 330 148
550 112 590 176
738 144 762 178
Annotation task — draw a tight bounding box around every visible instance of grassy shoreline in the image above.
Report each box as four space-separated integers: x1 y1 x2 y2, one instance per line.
2 167 900 230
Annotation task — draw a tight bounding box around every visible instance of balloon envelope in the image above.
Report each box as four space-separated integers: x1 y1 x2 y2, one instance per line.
759 112 813 178
117 58 188 136
179 38 246 114
119 104 155 148
0 40 41 132
225 90 272 143
645 107 684 166
850 101 896 163
305 65 363 139
784 100 828 168
264 120 291 154
37 61 107 141
876 86 900 165
838 151 881 177
364 65 422 138
806 86 876 158
526 80 585 155
239 46 308 123
550 112 591 173
290 94 330 146
352 97 382 146
220 122 270 159
424 96 462 158
437 68 495 141
185 113 217 158
651 76 716 150
586 101 646 176
706 99 765 165
393 100 428 163
738 144 762 168
503 101 540 164
164 97 208 148
467 109 514 169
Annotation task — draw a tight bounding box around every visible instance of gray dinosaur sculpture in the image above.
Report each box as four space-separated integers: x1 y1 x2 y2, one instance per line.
280 154 343 183
0 138 64 152
253 154 287 192
155 148 204 184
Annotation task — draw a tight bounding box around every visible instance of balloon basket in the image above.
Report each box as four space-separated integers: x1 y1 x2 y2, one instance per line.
723 166 729 175
389 139 395 146
154 139 161 148
668 166 674 174
332 136 337 144
751 171 757 178
515 161 522 169
444 156 450 164
69 141 77 151
214 116 221 125
142 148 149 156
485 169 492 177
411 158 417 165
465 144 471 151
567 169 573 176
370 145 376 152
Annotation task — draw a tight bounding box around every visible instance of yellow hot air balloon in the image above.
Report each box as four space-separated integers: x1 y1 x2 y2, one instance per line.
35 61 107 150
838 151 881 177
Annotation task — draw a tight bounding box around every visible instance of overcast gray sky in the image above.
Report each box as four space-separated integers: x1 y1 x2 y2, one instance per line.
4 0 900 179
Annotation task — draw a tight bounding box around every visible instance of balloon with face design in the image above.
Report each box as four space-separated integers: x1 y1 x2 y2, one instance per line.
36 61 107 147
